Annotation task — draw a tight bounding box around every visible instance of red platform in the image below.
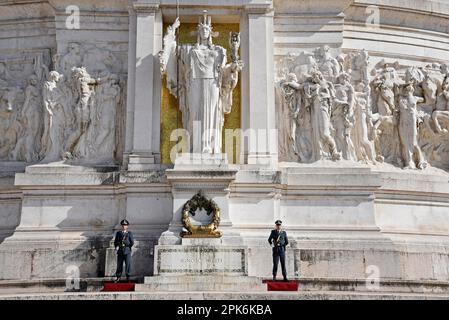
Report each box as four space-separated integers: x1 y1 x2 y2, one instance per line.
103 282 135 292
263 280 299 291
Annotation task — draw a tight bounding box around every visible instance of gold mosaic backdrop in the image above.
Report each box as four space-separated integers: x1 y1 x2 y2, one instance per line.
160 23 241 164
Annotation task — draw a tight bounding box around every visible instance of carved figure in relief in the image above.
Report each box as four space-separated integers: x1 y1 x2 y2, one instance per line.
314 46 341 81
65 67 99 158
397 83 427 169
57 43 82 77
432 76 449 134
13 75 43 162
0 62 20 113
332 72 356 160
353 49 370 84
91 72 120 162
372 67 397 116
280 73 301 157
304 70 341 161
353 83 378 163
41 71 66 163
421 65 442 107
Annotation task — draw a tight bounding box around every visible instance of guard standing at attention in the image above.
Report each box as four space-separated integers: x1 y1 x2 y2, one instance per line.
268 220 289 281
114 219 134 282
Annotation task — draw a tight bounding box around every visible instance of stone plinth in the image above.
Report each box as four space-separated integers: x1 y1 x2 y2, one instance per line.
155 238 247 276
0 163 121 280
137 238 263 292
136 275 264 292
158 153 241 245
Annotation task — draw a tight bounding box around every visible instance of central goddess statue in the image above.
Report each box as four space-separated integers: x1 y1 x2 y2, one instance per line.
159 12 243 154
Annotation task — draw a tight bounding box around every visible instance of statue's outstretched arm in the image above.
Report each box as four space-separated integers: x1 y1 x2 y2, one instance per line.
159 18 180 75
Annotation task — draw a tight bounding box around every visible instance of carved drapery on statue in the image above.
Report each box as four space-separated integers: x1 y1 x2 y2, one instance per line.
160 12 243 154
181 191 222 238
0 43 124 165
276 46 449 171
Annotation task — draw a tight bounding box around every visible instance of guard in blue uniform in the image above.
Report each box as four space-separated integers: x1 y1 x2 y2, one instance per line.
114 219 134 282
268 220 289 281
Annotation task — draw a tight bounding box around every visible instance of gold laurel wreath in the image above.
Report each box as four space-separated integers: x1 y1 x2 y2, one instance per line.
180 191 222 238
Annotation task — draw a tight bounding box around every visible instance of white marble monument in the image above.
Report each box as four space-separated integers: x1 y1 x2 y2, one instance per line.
1 0 449 296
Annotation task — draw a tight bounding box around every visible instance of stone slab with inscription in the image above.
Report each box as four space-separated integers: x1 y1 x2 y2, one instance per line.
137 238 263 292
155 245 247 276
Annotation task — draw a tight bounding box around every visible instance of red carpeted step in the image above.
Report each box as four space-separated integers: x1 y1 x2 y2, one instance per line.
264 280 299 291
103 282 135 292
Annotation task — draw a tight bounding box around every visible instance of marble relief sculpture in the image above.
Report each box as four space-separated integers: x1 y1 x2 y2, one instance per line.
314 45 341 81
0 44 123 165
160 12 243 154
14 75 44 162
332 72 356 161
279 73 301 159
1 59 30 161
64 67 99 160
432 76 449 134
353 83 378 163
0 62 20 113
276 46 449 171
41 71 67 163
303 70 341 161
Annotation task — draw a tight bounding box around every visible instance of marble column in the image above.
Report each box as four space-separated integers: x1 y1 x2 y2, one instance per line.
126 1 162 170
243 3 278 167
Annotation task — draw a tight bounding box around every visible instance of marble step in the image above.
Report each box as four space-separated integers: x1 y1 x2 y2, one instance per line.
2 291 449 300
136 275 266 292
2 277 449 294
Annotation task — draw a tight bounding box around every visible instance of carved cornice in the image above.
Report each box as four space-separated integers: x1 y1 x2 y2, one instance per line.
244 2 274 15
132 1 160 14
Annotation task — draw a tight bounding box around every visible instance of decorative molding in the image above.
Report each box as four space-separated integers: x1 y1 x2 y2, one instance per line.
244 2 274 15
132 2 160 14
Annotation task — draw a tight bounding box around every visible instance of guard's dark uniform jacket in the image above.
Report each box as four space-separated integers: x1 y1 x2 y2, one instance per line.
114 230 134 279
268 229 289 280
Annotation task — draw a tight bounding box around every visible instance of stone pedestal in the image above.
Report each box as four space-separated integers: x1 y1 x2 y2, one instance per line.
158 153 242 245
136 238 264 292
138 154 262 291
155 238 246 275
0 163 121 280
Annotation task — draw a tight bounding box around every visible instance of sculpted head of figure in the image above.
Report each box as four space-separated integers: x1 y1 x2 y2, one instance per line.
355 82 366 93
335 87 348 102
68 43 80 55
230 32 240 47
403 83 414 95
384 67 397 80
28 74 38 86
71 67 88 80
286 73 298 83
360 49 369 61
107 73 119 85
197 11 213 47
315 45 331 60
311 70 324 83
337 72 351 84
49 71 60 82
